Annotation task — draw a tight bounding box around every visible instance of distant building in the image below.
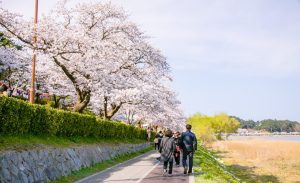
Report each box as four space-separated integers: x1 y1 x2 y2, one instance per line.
237 128 248 135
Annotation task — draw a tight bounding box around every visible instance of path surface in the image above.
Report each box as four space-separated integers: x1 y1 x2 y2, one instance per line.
76 150 193 183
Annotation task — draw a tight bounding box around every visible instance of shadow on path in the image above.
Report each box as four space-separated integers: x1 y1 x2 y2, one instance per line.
140 159 190 183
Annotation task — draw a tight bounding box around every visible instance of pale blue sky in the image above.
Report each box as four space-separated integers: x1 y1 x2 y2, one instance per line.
2 0 300 121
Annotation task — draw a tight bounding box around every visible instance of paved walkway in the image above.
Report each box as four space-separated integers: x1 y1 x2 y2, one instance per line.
76 150 194 183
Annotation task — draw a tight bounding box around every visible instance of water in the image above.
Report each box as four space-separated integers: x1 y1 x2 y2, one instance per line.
228 135 300 142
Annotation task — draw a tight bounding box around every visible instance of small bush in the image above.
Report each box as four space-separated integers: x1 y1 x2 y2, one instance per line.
0 96 147 140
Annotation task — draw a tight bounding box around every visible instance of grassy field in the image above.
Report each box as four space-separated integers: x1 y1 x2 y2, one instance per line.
212 140 300 183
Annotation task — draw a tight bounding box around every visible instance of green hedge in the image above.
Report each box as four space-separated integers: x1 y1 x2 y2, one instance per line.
0 96 147 140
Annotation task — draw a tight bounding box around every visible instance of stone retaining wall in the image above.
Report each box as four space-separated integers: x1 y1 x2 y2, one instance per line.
0 142 150 183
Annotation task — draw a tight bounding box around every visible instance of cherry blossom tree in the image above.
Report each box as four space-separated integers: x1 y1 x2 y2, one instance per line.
1 1 138 112
115 82 186 130
0 46 30 89
89 40 170 119
0 0 186 129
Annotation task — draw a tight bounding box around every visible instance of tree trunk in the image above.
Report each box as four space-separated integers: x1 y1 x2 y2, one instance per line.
103 96 108 120
52 94 60 108
125 110 135 125
106 102 123 120
100 96 123 120
216 133 222 140
73 91 90 113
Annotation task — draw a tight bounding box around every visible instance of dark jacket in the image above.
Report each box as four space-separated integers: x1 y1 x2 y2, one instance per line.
174 136 181 146
156 133 163 143
180 131 197 152
159 136 176 162
155 133 163 139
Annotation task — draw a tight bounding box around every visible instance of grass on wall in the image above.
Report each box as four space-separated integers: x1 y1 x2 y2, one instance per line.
0 134 147 151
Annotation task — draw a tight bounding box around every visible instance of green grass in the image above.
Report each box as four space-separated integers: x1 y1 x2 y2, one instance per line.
225 164 278 183
51 146 154 183
0 134 147 151
193 143 240 183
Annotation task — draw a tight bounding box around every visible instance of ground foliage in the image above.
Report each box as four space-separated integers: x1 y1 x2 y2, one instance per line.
0 96 147 140
194 143 240 183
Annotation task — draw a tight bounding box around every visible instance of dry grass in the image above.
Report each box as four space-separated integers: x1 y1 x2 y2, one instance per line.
212 140 300 183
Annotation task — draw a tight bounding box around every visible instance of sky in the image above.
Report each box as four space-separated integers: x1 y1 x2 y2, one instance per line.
1 0 300 122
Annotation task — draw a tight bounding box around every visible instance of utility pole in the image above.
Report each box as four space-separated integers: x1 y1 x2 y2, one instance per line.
29 0 38 103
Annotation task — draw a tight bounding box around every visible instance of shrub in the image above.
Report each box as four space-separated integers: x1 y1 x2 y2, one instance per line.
0 96 147 140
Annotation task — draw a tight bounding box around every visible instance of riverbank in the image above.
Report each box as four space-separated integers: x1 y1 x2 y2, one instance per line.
193 143 239 183
228 135 300 142
212 140 300 182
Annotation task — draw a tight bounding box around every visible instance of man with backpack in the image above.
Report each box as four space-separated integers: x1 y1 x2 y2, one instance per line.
180 124 197 174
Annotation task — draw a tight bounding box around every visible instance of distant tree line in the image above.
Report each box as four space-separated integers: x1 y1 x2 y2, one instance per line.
231 116 300 132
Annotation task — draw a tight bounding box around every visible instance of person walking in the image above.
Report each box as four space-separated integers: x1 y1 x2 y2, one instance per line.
180 124 197 174
159 129 176 176
155 131 164 161
154 134 159 150
156 131 163 150
147 127 152 142
173 131 181 167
